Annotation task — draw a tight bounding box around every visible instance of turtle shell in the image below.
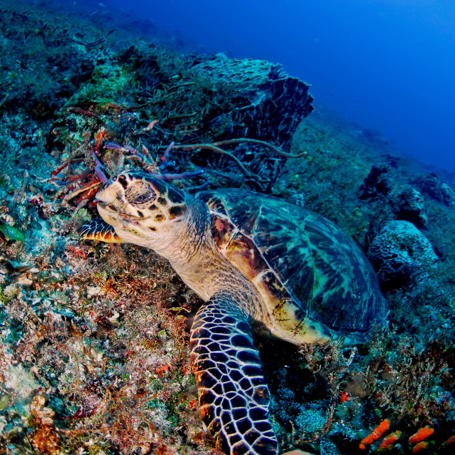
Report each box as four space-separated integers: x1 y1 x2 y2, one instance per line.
199 189 387 344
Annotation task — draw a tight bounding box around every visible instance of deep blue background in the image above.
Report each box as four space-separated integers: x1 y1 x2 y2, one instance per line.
80 1 455 174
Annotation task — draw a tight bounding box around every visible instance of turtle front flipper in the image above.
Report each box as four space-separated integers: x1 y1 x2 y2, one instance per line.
190 292 278 455
80 219 122 243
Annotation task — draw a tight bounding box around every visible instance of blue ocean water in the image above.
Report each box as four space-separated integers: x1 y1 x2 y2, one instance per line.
70 1 455 175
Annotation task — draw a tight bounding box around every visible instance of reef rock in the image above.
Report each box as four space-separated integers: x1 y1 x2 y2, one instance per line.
368 220 438 286
358 165 392 200
190 54 313 146
392 186 428 227
413 173 455 207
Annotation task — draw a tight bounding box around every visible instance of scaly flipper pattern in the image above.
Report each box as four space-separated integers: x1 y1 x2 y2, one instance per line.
80 219 122 243
190 292 279 455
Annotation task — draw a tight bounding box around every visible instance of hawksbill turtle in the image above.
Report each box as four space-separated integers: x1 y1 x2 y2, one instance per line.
81 171 387 455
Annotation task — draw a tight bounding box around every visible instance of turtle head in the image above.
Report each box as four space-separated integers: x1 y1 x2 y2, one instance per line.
95 171 188 250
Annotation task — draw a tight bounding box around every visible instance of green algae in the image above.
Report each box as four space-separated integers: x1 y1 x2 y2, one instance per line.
65 63 139 107
0 222 24 242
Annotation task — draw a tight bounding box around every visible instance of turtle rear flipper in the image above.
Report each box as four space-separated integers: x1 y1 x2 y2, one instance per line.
190 293 278 455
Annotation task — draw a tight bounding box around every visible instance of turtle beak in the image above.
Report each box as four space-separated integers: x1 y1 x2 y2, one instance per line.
94 186 120 221
96 200 117 228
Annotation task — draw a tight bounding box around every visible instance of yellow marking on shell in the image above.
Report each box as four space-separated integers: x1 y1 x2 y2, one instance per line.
225 244 260 280
213 213 330 344
251 270 329 345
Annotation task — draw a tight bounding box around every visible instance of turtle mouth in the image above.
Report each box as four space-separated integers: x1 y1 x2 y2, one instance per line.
97 201 150 222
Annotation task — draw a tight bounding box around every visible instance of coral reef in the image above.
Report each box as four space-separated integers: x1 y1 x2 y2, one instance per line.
412 173 455 208
392 186 428 228
368 220 438 287
0 1 453 455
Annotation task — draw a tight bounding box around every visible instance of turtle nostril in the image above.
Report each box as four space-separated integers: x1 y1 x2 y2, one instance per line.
118 174 128 189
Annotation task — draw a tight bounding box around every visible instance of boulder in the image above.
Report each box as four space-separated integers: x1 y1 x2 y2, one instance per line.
392 186 428 227
413 173 455 207
368 220 438 286
189 54 313 146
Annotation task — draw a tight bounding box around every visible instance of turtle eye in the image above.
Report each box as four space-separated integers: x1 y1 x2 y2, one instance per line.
125 180 156 206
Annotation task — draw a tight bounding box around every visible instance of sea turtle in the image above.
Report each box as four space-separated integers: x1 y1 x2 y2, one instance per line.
81 171 387 455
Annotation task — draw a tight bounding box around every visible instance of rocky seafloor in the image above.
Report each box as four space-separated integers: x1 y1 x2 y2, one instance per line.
0 1 453 454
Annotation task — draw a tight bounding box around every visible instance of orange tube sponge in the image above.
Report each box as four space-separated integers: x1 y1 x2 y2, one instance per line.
409 426 434 445
377 431 402 451
442 435 455 446
359 419 391 450
411 441 429 453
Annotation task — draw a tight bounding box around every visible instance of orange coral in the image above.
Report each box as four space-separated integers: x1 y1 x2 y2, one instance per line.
155 363 171 377
442 435 455 446
377 430 402 451
359 419 391 450
409 426 434 445
94 127 107 151
411 441 429 453
32 424 60 455
30 394 61 455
